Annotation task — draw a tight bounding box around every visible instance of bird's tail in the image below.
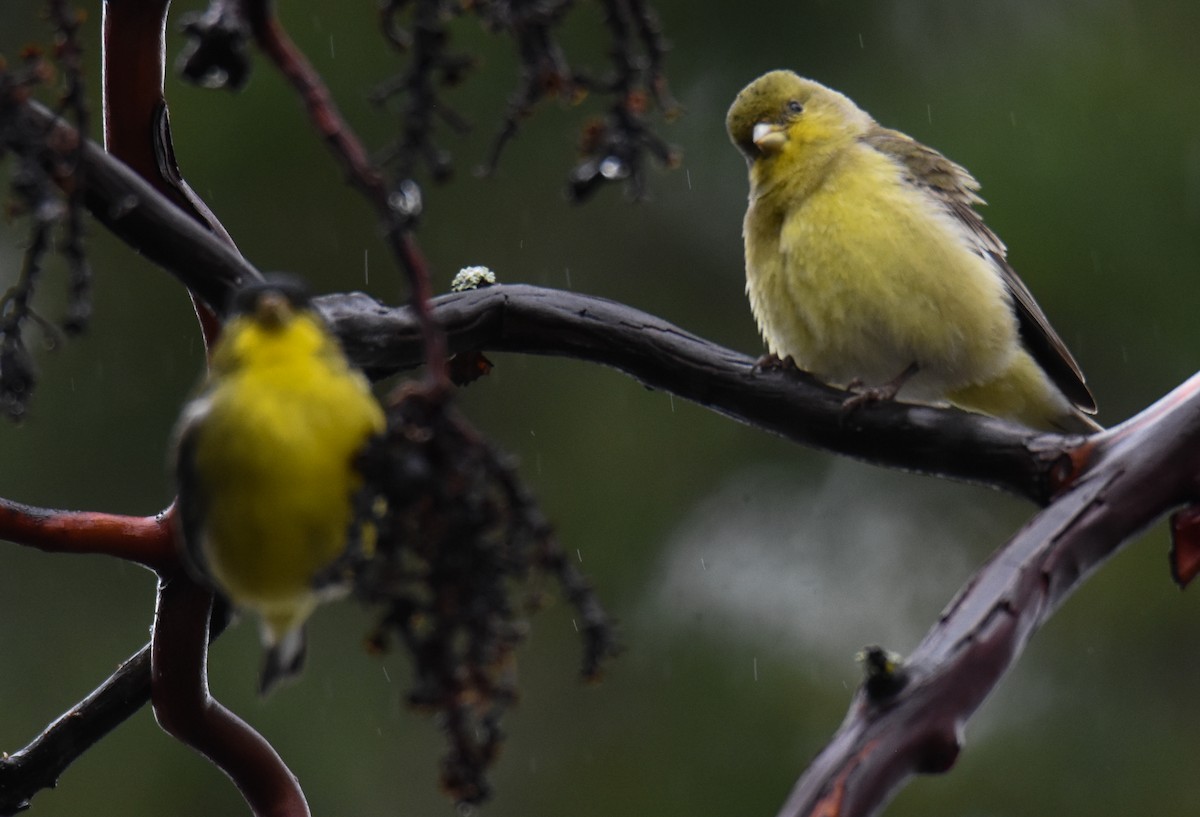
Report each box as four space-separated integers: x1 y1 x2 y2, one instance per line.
259 625 307 696
948 351 1102 435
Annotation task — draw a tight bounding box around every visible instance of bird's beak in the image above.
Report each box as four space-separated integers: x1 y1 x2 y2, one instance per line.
255 292 294 329
752 122 787 153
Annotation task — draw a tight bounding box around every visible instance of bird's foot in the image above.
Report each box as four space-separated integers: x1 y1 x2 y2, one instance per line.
841 382 901 413
753 353 799 373
841 363 919 415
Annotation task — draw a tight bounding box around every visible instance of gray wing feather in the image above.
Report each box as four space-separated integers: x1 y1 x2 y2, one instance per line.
862 127 1097 414
173 397 216 583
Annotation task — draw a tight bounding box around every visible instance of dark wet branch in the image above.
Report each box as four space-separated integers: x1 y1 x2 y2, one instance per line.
0 95 1062 501
1 97 1059 500
2 98 256 317
321 284 1069 503
0 599 230 817
774 376 1200 817
0 645 152 816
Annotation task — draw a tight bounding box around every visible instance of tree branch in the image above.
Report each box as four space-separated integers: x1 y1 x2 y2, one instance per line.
0 498 174 572
101 0 238 344
3 98 257 318
0 591 233 817
1 96 1067 501
10 69 1194 817
151 575 309 817
320 284 1074 502
775 374 1200 817
242 0 450 392
0 644 151 816
3 93 1082 508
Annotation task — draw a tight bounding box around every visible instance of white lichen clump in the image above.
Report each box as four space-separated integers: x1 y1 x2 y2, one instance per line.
450 265 498 292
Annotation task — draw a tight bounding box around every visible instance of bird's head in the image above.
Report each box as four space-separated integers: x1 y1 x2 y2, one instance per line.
228 275 313 331
726 71 872 167
209 275 329 375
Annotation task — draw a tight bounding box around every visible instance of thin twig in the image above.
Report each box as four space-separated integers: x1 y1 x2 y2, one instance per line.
0 600 232 817
373 0 467 183
242 0 450 393
48 0 93 334
0 645 152 816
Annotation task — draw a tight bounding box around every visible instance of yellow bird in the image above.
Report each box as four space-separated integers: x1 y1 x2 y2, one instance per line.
173 277 385 693
726 71 1099 433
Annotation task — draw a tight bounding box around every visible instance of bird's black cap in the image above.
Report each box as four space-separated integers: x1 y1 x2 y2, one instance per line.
228 274 312 317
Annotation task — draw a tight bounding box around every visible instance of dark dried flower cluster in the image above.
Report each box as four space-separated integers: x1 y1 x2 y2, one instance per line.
373 0 680 205
176 0 253 91
351 385 618 804
0 9 92 420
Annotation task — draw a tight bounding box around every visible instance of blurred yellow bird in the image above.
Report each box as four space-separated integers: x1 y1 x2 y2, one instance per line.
173 277 385 693
726 71 1099 432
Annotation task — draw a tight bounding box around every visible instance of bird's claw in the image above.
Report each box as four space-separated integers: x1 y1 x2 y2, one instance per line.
841 382 902 414
753 353 799 373
841 363 919 415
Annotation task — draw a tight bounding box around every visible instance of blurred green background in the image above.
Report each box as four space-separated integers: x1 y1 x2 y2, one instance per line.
3 1 1200 815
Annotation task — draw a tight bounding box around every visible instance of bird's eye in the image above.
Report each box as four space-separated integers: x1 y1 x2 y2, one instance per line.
787 100 804 114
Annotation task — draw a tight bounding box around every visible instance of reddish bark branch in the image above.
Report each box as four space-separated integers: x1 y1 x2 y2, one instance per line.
1170 504 1200 586
774 375 1200 817
100 5 306 816
151 577 309 817
0 497 174 572
101 0 234 345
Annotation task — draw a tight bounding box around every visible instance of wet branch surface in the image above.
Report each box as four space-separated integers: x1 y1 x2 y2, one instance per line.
775 375 1200 816
0 646 150 816
5 96 1057 500
6 63 1200 817
323 284 1065 501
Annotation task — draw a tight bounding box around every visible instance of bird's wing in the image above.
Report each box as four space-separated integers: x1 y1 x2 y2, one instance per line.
173 396 216 582
862 126 1096 413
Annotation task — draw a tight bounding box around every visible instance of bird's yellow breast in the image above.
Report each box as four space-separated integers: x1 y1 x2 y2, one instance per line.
745 143 1019 398
190 315 384 632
